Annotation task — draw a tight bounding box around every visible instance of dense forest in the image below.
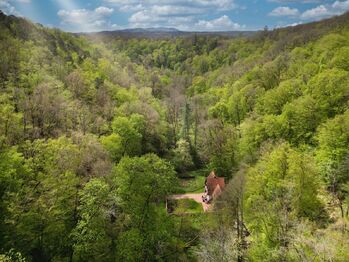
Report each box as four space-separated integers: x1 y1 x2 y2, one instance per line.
1 9 349 261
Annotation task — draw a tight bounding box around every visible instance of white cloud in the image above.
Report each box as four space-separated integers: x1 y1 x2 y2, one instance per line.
95 6 114 16
269 6 300 16
300 4 330 19
120 0 239 30
129 4 205 23
119 4 144 12
129 11 195 28
105 0 237 11
104 0 238 18
288 21 302 26
332 0 349 9
128 12 243 31
193 15 244 31
300 0 349 20
0 0 20 15
268 0 321 3
268 0 349 21
282 21 303 27
57 6 115 32
151 5 205 16
129 10 162 24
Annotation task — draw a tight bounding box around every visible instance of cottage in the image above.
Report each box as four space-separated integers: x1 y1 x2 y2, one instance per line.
202 171 225 203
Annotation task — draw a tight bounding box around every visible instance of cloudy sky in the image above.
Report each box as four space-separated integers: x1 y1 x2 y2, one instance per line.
1 0 349 32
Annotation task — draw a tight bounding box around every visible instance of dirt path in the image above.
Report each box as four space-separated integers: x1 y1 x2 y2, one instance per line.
170 193 211 212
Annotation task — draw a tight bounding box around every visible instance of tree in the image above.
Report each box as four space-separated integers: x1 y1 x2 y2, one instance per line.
287 150 324 220
24 83 70 138
316 110 349 218
256 79 303 115
245 143 324 261
165 78 186 146
171 139 194 173
330 46 349 71
100 133 123 163
3 138 81 261
72 179 114 262
208 167 248 262
199 120 238 177
280 95 323 145
113 154 178 260
65 70 88 100
0 94 23 145
0 143 30 249
111 115 143 157
306 69 349 118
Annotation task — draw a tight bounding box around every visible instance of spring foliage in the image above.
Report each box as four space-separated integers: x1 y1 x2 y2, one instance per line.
1 10 349 261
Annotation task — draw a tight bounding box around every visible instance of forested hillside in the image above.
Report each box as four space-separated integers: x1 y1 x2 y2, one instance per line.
1 9 349 261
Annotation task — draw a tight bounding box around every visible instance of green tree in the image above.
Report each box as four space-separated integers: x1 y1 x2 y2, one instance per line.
0 143 30 249
113 154 178 261
280 95 322 145
171 139 194 173
245 143 324 261
316 110 349 217
72 179 114 262
0 95 23 144
111 115 143 156
100 133 123 162
256 79 303 115
306 69 349 117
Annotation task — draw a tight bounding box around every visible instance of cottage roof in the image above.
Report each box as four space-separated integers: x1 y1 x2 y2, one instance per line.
206 171 225 196
212 184 223 198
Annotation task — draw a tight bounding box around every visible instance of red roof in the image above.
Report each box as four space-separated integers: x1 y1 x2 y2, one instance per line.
206 171 225 197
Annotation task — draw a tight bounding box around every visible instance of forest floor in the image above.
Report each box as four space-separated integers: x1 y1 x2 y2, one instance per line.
169 194 211 212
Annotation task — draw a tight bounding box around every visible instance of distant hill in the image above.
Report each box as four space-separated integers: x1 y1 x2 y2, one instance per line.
82 28 256 39
2 7 349 262
82 12 349 41
119 27 180 33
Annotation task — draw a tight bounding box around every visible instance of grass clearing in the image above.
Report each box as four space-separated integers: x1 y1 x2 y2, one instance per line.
179 176 205 193
175 169 207 194
173 199 203 214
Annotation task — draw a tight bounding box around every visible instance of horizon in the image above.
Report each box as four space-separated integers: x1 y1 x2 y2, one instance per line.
1 10 345 34
0 0 349 33
1 0 349 261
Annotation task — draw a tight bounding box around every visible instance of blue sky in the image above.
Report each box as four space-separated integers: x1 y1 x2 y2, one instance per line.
1 0 349 32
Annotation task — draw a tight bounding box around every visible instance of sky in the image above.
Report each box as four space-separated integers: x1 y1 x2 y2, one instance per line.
1 0 349 32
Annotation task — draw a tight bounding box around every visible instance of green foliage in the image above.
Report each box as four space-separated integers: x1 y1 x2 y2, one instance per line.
100 133 123 162
245 143 325 261
316 111 349 217
171 139 194 173
0 145 30 247
0 95 23 145
72 179 113 261
177 174 206 194
330 46 349 70
113 154 179 260
256 79 303 115
280 95 322 145
1 10 349 261
173 199 203 214
0 249 26 262
111 115 143 156
306 69 349 117
115 154 177 213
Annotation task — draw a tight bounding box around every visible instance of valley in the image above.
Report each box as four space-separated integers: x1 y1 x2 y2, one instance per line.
1 9 349 262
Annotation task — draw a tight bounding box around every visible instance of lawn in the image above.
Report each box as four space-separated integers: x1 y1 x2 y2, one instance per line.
179 176 205 193
173 199 203 215
175 169 207 194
